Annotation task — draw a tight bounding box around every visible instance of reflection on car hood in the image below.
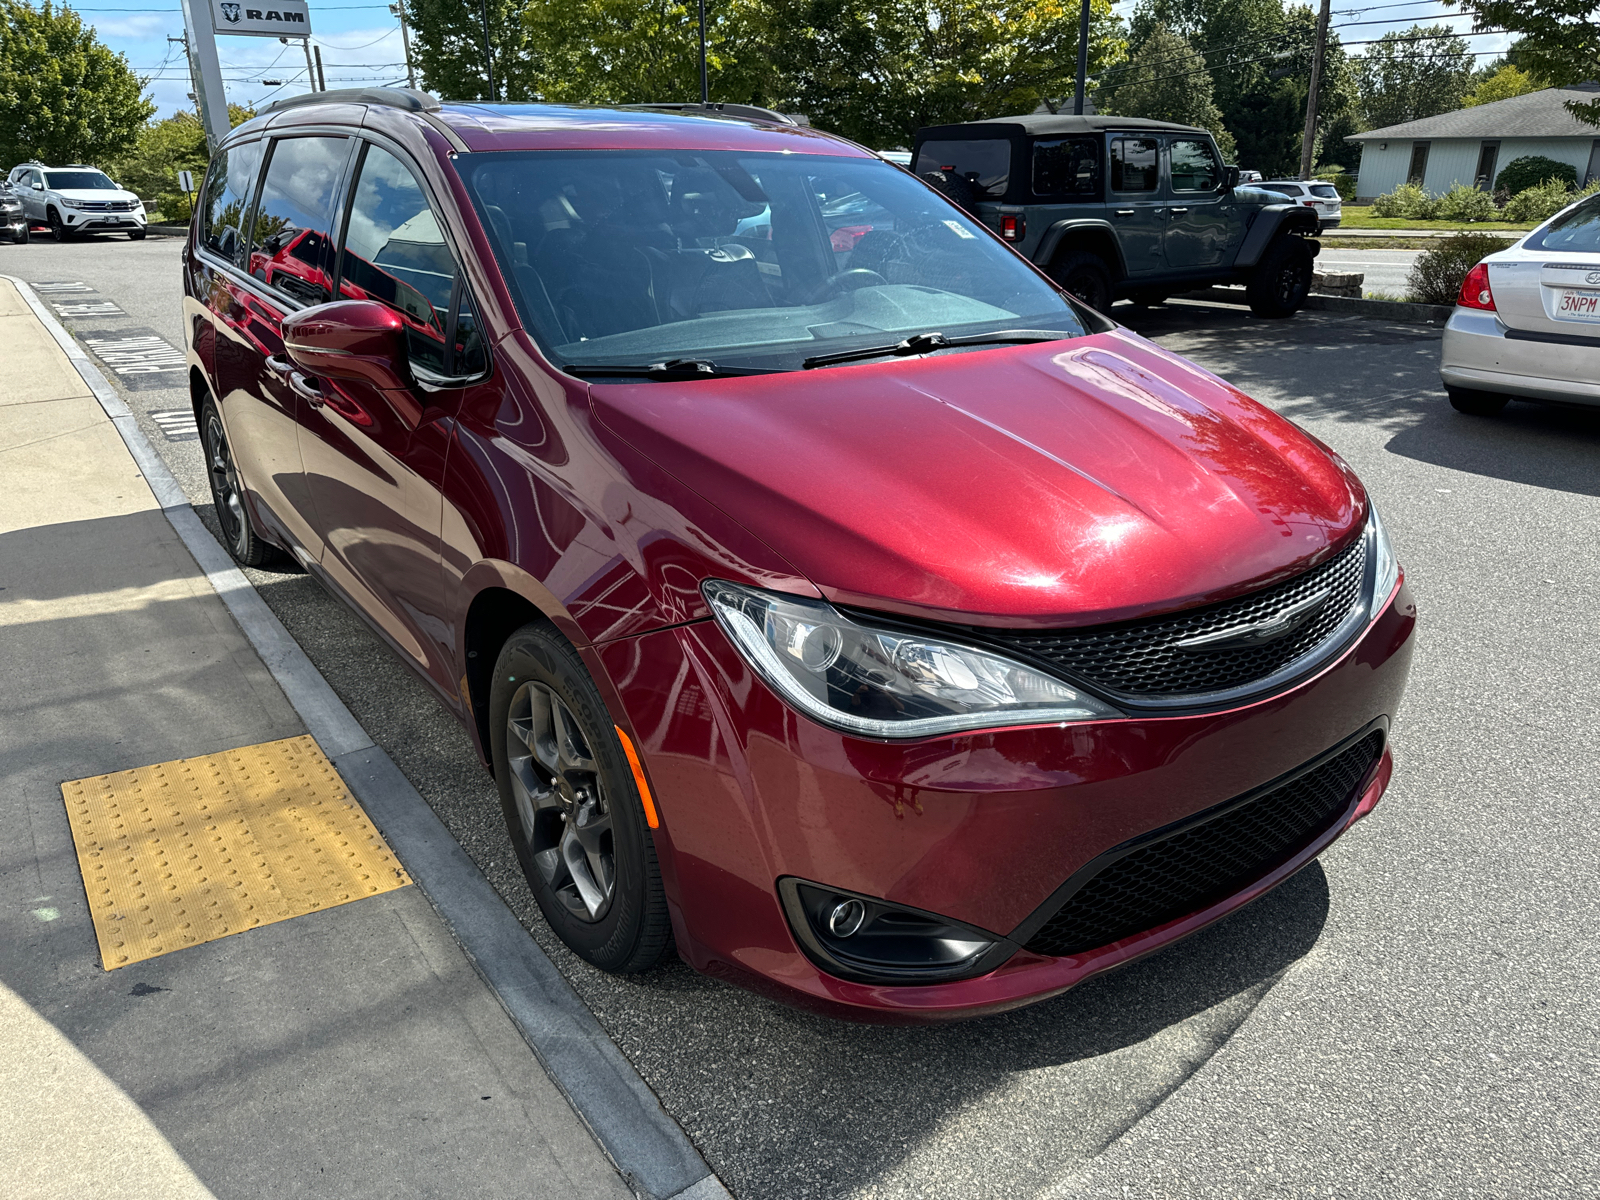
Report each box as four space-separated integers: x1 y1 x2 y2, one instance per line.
589 330 1366 628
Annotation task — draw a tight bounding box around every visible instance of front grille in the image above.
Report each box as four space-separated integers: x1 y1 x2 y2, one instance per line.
1023 732 1382 958
980 534 1367 701
77 200 136 212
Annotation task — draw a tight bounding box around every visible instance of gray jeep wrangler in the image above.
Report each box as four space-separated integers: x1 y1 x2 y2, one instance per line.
912 114 1321 317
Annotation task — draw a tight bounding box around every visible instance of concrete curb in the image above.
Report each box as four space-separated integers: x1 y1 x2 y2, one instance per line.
2 273 726 1200
1178 285 1455 326
146 223 192 237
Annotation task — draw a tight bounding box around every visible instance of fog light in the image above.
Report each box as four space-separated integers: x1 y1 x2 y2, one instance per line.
778 878 1015 985
828 898 866 937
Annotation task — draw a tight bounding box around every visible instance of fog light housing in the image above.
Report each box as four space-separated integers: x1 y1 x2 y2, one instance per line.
778 878 1017 985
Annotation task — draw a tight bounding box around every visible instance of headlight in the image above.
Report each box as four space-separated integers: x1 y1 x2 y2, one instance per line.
1367 501 1400 615
703 580 1122 738
60 199 84 209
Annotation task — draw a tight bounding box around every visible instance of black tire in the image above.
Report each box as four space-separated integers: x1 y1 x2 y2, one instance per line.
1246 235 1314 318
13 224 27 245
1050 249 1113 312
199 397 285 566
1446 386 1509 416
129 228 147 240
46 207 74 243
490 622 673 974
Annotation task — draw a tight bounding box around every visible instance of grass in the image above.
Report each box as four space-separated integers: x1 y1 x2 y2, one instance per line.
1339 205 1535 232
1319 236 1438 250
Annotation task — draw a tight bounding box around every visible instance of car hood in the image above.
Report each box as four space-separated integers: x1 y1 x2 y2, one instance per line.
56 188 140 203
589 330 1366 628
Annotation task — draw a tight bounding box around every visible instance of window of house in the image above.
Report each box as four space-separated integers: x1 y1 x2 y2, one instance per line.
1407 142 1431 186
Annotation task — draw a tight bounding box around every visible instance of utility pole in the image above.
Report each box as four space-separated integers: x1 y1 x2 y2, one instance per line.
698 0 709 104
478 0 496 99
390 2 416 89
1299 0 1332 179
1073 0 1091 115
177 0 230 152
301 36 317 91
314 44 327 91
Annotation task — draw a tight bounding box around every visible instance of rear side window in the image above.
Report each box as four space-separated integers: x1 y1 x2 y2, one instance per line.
1110 138 1159 192
1309 184 1339 199
1257 184 1302 198
1032 137 1101 199
339 144 485 377
1169 140 1221 193
1525 193 1600 252
247 136 349 305
912 139 1011 198
201 140 263 266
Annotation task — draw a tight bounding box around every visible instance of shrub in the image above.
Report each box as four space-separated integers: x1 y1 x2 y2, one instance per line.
1371 182 1438 220
1495 155 1577 196
1434 182 1499 223
1405 233 1515 305
1314 169 1357 200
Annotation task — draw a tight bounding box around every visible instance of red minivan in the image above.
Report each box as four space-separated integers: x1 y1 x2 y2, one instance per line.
182 89 1415 1021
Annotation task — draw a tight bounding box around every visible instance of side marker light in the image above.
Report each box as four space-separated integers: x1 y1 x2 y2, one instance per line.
614 725 660 829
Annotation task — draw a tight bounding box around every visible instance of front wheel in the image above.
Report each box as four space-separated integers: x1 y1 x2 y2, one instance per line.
490 622 673 974
46 208 73 243
1246 236 1314 318
129 228 147 241
1446 386 1509 416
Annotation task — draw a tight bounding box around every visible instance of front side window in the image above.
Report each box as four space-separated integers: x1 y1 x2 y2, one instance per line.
456 149 1089 374
247 136 348 305
1111 138 1159 192
45 170 117 191
1169 140 1221 193
201 140 263 266
1032 137 1101 199
911 139 1011 198
341 144 483 376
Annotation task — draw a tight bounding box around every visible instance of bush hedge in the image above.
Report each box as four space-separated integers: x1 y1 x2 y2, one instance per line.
1494 155 1577 196
1371 182 1437 219
1504 177 1600 223
1405 233 1515 305
1434 182 1499 223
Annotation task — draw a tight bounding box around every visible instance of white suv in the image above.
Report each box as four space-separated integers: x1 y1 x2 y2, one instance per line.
1255 180 1343 230
6 163 147 241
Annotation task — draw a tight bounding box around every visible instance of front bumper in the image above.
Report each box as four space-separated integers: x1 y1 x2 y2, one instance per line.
1441 306 1600 407
60 208 147 230
600 577 1417 1021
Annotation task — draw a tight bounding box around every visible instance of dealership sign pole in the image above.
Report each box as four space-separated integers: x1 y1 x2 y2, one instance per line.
182 0 317 152
178 0 230 153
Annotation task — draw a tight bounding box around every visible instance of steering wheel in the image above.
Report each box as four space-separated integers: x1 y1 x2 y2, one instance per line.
804 268 889 305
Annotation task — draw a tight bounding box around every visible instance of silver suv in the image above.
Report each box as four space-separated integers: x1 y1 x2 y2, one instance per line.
5 163 147 241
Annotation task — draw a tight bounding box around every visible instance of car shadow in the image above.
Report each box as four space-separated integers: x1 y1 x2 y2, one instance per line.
1384 400 1600 498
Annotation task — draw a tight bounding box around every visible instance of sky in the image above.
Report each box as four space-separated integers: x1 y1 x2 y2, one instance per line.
75 0 1515 122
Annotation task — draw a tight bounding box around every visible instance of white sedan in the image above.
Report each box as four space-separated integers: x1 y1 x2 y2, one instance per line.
1440 192 1600 415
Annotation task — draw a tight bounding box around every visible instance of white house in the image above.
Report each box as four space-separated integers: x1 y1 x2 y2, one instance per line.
1347 83 1600 202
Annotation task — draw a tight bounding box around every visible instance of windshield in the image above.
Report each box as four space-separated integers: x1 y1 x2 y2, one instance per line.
455 149 1086 374
1525 193 1600 253
46 171 117 191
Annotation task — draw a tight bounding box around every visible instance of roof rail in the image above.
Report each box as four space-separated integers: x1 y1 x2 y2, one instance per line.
623 102 810 127
261 86 441 116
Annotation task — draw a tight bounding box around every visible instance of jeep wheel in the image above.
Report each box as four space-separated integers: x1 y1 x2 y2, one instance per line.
1128 289 1170 308
1050 251 1113 312
1247 236 1313 318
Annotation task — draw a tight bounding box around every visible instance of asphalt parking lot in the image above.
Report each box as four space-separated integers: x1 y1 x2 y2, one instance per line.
6 234 1597 1199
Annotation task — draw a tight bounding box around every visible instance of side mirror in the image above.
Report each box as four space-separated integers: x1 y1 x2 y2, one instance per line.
31 181 43 190
283 300 410 392
1222 166 1240 192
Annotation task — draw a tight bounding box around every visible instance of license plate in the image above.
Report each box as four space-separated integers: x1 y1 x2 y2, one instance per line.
1554 288 1600 320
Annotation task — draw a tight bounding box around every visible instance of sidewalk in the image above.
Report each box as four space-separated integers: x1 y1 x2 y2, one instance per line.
0 276 636 1199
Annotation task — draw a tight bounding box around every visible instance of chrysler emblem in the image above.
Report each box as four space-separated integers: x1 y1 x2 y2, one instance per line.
1174 589 1333 652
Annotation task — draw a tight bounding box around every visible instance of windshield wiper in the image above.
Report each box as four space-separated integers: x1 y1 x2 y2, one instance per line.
565 358 782 381
801 329 1072 370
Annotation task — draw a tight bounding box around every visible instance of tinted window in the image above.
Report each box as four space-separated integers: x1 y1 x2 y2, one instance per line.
46 171 117 190
1309 184 1339 199
1033 137 1101 198
1110 138 1159 192
1256 184 1302 197
1526 193 1600 252
456 148 1089 373
1169 140 1220 192
341 144 483 376
248 136 348 305
201 140 263 266
912 139 1011 198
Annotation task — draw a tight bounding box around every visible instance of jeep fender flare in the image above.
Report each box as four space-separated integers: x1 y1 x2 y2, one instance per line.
1235 204 1321 268
1035 219 1129 279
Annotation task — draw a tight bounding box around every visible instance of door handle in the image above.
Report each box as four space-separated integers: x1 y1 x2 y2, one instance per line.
1169 207 1189 215
287 371 324 406
1114 209 1135 216
264 353 294 376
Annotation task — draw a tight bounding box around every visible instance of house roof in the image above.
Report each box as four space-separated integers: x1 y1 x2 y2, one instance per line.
1347 83 1600 141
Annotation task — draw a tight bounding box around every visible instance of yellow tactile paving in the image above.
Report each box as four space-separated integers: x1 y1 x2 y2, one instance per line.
61 735 410 969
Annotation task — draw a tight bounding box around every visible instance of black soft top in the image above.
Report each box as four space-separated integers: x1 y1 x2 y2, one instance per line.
916 114 1208 140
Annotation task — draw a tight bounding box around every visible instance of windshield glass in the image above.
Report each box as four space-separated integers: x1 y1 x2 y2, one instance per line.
456 149 1085 373
46 171 117 191
1526 193 1600 253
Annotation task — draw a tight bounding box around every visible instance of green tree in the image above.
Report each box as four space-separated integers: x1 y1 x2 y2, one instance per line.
760 0 1126 148
1462 64 1544 107
1098 26 1236 159
1448 0 1598 123
1356 24 1474 130
105 105 253 221
0 0 153 167
405 0 544 100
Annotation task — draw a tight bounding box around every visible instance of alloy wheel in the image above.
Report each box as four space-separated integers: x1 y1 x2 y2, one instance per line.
203 410 250 559
505 681 615 922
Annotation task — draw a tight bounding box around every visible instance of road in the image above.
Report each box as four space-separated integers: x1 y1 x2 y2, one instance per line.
1315 247 1424 296
5 234 1597 1200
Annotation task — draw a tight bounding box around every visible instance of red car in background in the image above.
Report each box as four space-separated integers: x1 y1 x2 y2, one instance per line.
182 89 1414 1021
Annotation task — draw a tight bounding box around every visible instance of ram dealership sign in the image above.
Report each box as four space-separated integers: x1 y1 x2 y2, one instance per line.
211 0 312 36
